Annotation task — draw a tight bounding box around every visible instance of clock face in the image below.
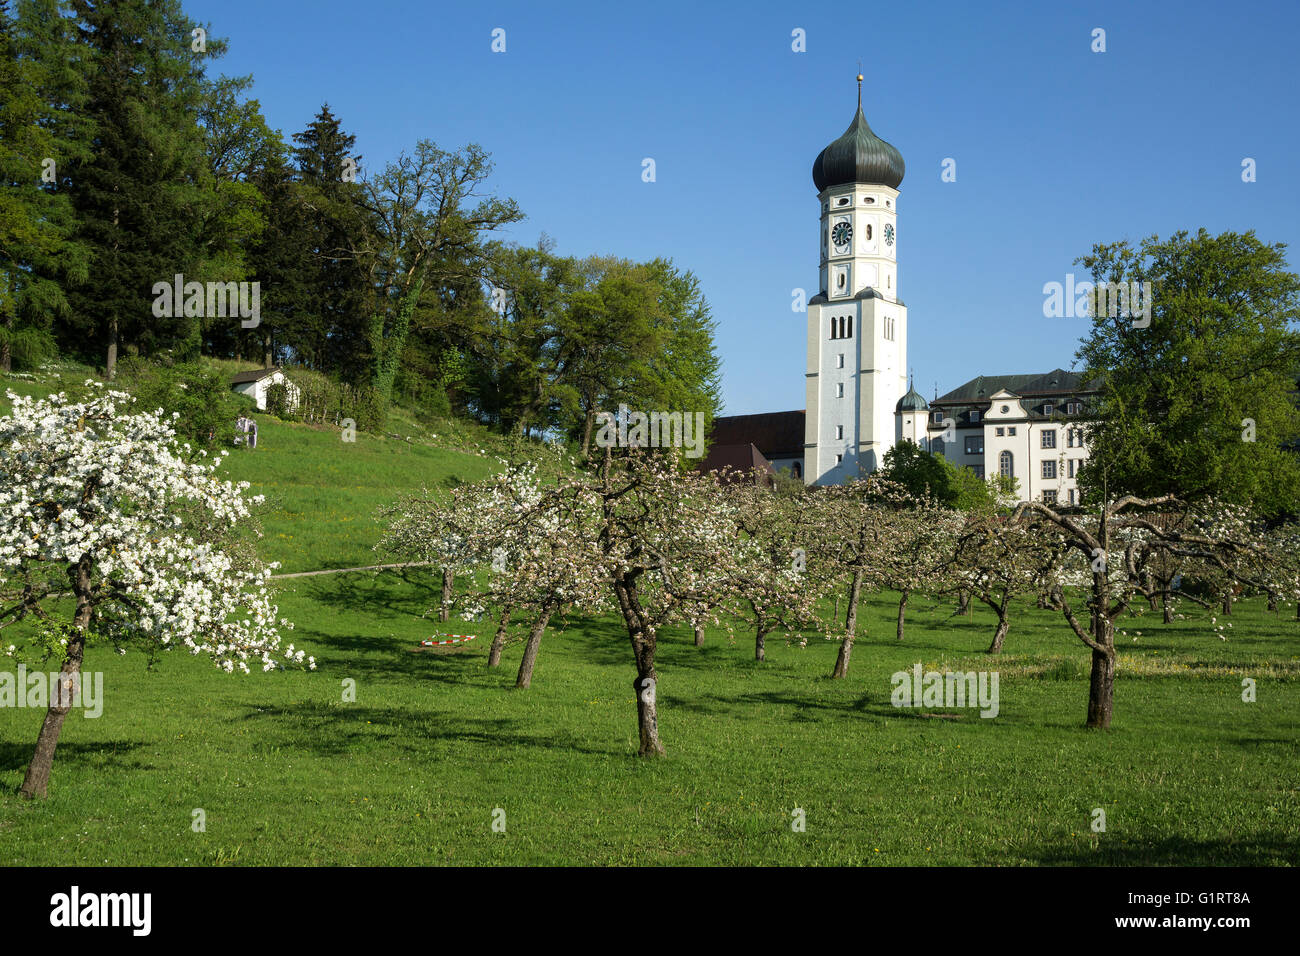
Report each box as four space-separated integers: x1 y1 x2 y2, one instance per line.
884 223 895 246
831 222 853 248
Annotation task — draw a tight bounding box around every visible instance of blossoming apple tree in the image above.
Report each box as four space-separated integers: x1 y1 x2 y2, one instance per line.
588 449 757 755
947 516 1068 653
803 475 916 679
379 462 603 687
0 386 303 798
878 495 964 643
725 482 824 661
1011 494 1283 728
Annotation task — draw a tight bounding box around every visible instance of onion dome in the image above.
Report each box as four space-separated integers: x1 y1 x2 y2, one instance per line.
812 77 905 192
896 379 928 413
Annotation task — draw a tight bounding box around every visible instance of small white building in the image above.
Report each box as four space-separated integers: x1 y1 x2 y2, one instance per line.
229 367 300 412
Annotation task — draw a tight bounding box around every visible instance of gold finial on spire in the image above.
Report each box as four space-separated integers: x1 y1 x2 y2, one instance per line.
857 61 864 108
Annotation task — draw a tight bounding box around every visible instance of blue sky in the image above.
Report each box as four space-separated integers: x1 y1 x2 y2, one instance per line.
188 0 1300 415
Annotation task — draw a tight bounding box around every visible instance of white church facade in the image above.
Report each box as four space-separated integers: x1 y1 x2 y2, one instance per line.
706 80 1096 504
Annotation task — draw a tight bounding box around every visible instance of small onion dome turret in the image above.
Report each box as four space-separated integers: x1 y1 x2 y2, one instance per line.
896 382 928 413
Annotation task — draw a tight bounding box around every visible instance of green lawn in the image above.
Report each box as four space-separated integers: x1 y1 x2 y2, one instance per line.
2 369 1298 865
1 574 1296 865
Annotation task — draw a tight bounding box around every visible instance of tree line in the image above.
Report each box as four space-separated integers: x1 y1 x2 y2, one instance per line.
0 0 722 439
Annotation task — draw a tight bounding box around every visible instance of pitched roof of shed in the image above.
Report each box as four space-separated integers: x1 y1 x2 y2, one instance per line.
230 367 283 385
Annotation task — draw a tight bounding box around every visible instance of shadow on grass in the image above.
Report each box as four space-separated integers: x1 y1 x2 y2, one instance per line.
299 573 433 624
0 740 148 794
1026 832 1299 866
236 701 622 759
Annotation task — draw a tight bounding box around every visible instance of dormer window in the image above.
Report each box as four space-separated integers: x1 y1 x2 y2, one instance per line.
1043 403 1054 416
931 411 943 424
1066 401 1081 415
970 410 980 423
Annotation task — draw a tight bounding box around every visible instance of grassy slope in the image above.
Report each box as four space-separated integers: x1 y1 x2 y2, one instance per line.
1 370 1297 865
216 416 496 573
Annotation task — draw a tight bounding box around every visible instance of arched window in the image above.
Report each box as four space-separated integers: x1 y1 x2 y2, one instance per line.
999 450 1014 478
792 461 802 479
847 316 853 337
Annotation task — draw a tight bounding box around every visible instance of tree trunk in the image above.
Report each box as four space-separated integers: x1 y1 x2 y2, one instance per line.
634 666 663 756
581 402 595 460
694 625 704 647
105 315 118 381
264 332 273 369
1267 592 1279 613
1085 645 1116 729
1221 591 1232 616
957 589 971 616
831 569 864 679
488 606 512 667
986 594 1010 654
21 556 93 799
755 627 767 661
611 575 664 757
1083 572 1118 728
514 606 553 689
1162 590 1173 624
895 588 909 642
439 567 454 622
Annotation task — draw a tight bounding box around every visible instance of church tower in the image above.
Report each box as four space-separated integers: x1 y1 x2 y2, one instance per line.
804 76 908 485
